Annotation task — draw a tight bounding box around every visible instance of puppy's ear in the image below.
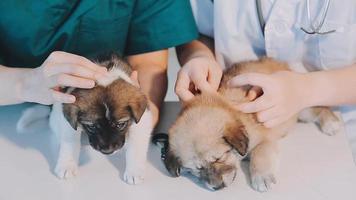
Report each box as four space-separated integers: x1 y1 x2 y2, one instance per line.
164 150 181 177
129 93 147 123
62 104 80 130
224 123 249 156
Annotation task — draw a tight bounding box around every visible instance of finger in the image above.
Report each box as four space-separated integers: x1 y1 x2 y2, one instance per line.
48 74 96 89
189 82 199 95
207 68 222 91
247 86 263 101
44 63 106 80
193 74 215 94
175 72 195 101
237 96 274 113
228 73 271 88
178 90 195 102
48 51 107 73
51 90 76 104
256 107 282 123
130 71 140 87
263 116 287 128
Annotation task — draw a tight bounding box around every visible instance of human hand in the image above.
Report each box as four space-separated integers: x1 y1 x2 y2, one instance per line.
175 56 222 102
228 71 308 128
130 70 140 88
20 51 108 105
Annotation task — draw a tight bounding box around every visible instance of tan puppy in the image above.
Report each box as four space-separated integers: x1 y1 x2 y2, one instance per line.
164 58 342 192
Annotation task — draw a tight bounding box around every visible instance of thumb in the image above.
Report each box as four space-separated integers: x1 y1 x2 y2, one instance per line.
175 72 195 102
194 75 215 94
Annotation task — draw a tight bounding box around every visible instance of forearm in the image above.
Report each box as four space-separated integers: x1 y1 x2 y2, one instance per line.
0 65 29 105
176 34 215 66
132 64 167 126
305 64 356 107
127 50 168 126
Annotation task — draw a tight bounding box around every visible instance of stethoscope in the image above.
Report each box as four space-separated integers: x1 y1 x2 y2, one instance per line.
256 0 336 35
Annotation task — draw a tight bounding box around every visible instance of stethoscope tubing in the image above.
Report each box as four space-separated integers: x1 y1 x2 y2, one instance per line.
255 0 336 35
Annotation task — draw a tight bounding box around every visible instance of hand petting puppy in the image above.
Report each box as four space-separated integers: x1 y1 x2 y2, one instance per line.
228 71 308 128
20 51 109 105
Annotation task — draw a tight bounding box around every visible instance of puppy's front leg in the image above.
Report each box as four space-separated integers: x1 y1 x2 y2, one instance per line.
51 106 81 180
54 130 81 179
249 140 279 192
124 109 153 185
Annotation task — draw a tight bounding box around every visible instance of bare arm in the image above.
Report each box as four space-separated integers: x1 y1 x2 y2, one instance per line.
306 64 356 106
0 66 29 105
127 49 168 126
176 34 215 65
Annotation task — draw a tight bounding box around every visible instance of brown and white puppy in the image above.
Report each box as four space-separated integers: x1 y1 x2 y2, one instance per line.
18 55 153 184
164 58 343 192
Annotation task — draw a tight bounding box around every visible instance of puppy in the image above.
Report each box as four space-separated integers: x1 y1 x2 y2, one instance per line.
17 55 153 184
164 58 343 192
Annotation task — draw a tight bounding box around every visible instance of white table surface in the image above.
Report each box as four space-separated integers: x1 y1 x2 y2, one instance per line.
0 102 355 200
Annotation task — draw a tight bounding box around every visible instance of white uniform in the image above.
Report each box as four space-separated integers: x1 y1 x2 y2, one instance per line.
190 0 356 158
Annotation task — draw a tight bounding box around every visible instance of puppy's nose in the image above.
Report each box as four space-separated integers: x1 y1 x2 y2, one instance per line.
212 183 226 191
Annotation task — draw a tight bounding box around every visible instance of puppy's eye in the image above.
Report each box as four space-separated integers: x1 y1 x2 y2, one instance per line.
115 121 128 131
215 151 231 163
84 123 99 132
197 167 203 171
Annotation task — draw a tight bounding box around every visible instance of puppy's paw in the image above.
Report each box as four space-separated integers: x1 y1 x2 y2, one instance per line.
319 117 343 136
123 168 145 185
54 160 78 179
124 170 144 185
316 108 343 136
251 173 276 192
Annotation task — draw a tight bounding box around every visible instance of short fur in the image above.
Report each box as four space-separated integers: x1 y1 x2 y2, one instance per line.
164 58 343 191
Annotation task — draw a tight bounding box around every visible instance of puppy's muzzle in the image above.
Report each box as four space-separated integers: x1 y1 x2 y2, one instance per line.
93 144 122 155
212 183 226 191
100 147 116 155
